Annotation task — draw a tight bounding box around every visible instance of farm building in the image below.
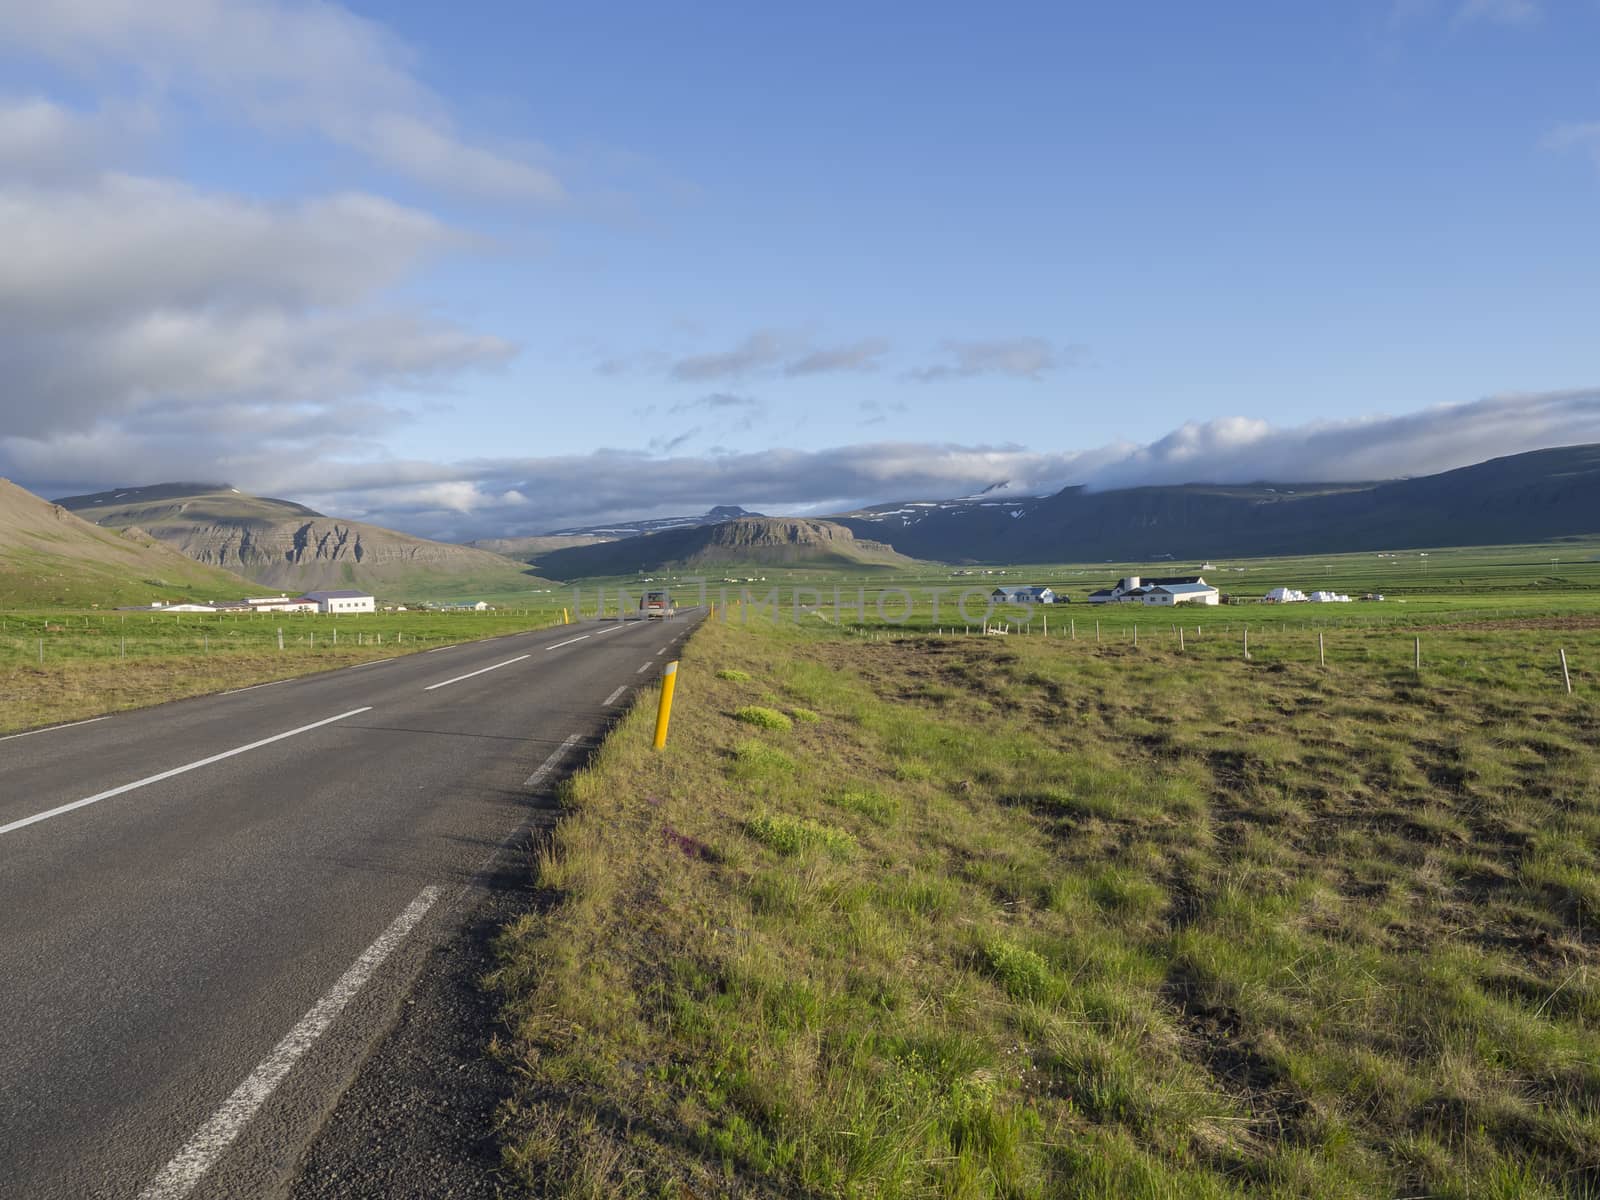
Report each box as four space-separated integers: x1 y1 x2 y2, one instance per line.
991 586 1059 604
300 589 376 614
1087 575 1215 605
1141 581 1220 606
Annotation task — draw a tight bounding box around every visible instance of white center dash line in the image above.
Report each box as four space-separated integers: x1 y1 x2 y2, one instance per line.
136 886 442 1200
523 733 582 787
0 708 373 837
545 635 590 651
0 715 109 743
603 685 627 706
422 654 530 691
636 661 654 673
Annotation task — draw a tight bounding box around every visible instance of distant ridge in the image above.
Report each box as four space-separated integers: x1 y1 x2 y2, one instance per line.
532 516 917 579
831 445 1600 563
547 505 766 539
55 483 551 599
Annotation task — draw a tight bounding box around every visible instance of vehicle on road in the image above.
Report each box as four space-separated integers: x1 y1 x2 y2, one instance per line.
641 590 676 618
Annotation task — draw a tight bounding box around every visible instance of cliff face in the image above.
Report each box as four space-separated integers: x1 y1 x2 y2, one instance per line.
532 516 916 578
54 485 550 597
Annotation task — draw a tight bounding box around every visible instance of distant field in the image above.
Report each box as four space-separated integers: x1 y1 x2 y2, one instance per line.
0 605 569 733
493 604 1599 1197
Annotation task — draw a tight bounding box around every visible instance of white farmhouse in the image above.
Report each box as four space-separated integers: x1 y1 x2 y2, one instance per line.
300 589 376 614
1088 575 1216 605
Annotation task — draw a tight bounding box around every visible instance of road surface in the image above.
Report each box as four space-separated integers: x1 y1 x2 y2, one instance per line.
0 612 701 1199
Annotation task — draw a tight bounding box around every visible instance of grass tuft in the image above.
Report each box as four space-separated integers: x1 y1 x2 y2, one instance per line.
732 705 792 731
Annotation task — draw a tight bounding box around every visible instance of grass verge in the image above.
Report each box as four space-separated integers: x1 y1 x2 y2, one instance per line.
491 614 1599 1198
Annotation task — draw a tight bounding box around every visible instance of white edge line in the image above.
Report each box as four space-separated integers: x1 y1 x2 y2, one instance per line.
219 679 290 697
603 685 627 706
523 733 582 787
422 654 530 692
636 661 653 673
345 657 396 670
0 708 373 838
545 635 590 651
0 715 109 743
136 886 442 1200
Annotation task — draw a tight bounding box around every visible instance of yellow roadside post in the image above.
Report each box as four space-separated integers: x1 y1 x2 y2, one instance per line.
561 607 570 625
653 661 679 749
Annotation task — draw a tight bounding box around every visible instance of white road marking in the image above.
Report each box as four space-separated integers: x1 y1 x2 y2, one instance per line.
603 685 627 706
591 624 624 636
422 654 530 691
136 886 442 1200
545 635 590 651
523 733 582 787
0 708 373 838
219 680 289 697
345 657 395 670
0 716 109 743
424 645 454 653
656 647 667 655
636 661 653 673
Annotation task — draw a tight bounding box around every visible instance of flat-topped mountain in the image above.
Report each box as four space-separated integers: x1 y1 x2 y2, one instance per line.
531 516 917 579
0 479 256 606
55 483 550 598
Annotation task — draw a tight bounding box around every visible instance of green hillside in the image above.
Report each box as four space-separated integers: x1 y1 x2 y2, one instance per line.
0 479 257 607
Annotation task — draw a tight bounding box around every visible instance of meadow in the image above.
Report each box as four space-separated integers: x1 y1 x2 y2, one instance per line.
0 604 569 733
491 579 1600 1197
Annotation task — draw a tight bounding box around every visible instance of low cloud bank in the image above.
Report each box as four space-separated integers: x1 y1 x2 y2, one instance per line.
10 389 1596 541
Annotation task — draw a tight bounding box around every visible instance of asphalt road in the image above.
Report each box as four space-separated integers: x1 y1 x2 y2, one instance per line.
0 612 701 1200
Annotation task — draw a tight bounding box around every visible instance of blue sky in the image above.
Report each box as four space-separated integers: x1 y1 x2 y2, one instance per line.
1 0 1598 537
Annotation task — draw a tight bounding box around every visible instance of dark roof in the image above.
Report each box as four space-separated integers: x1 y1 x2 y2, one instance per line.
1146 575 1204 586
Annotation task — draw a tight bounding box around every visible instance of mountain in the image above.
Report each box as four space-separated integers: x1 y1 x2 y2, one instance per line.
0 479 257 607
831 445 1600 563
531 517 918 579
54 483 551 599
465 534 613 562
546 505 766 538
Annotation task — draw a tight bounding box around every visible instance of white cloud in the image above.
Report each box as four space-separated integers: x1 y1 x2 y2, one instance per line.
16 388 1588 542
0 0 565 203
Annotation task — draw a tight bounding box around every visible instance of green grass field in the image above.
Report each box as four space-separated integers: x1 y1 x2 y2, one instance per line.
492 581 1599 1196
0 604 570 733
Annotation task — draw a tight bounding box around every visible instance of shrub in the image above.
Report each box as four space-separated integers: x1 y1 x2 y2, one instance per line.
790 707 821 724
734 705 792 731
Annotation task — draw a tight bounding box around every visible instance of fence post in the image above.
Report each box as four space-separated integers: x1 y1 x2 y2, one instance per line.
277 627 284 651
1414 637 1421 673
38 638 43 664
1243 627 1250 660
1179 627 1185 652
1318 631 1325 667
1133 623 1138 647
1560 648 1572 694
1070 618 1075 640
